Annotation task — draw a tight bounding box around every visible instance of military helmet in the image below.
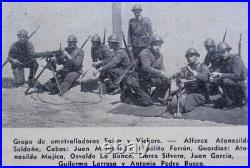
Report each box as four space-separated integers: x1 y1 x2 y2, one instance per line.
185 48 200 58
108 34 120 43
132 4 142 12
217 42 232 53
149 35 164 45
67 35 77 42
204 38 215 46
17 29 28 37
91 34 101 42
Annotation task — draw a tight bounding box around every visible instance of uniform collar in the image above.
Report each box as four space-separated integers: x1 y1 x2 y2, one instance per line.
135 15 143 21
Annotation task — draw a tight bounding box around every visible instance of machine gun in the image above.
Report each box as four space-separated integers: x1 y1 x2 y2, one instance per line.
167 67 197 118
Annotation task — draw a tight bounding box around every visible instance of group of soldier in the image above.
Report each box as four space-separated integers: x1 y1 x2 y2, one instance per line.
6 4 247 115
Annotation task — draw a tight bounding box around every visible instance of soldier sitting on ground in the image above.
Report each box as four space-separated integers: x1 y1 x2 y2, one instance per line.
165 48 210 115
122 35 170 106
93 34 131 95
8 29 38 87
210 42 247 108
37 35 84 95
81 34 117 93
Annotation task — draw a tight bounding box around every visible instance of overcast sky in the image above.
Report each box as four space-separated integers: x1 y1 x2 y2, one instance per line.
2 2 248 77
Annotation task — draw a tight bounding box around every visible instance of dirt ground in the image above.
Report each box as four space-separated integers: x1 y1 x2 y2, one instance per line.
2 82 247 128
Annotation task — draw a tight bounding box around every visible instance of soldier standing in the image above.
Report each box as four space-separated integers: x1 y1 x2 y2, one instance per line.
128 4 153 59
166 48 210 114
122 35 170 106
38 35 84 95
95 34 130 94
8 29 38 87
210 42 247 108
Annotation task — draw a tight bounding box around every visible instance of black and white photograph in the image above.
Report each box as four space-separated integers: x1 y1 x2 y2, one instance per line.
2 2 248 166
2 2 248 127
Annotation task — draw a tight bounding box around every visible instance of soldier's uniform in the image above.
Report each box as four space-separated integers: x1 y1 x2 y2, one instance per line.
100 48 130 87
170 62 210 113
91 44 113 64
8 31 38 87
123 36 170 106
216 54 247 107
204 50 221 72
210 42 247 107
128 5 153 59
43 35 84 94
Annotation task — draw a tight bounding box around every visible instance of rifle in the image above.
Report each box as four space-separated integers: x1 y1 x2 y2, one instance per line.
122 31 134 62
238 33 242 57
114 59 138 86
102 29 106 45
223 29 227 42
81 36 91 49
2 26 41 69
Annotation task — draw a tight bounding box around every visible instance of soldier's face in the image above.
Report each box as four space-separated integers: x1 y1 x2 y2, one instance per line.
205 45 215 52
108 42 119 50
17 34 28 43
151 44 161 54
68 41 77 49
187 55 199 64
133 10 142 18
219 50 230 60
92 41 101 48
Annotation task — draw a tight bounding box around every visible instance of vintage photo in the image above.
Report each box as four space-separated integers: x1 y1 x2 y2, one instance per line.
2 2 248 127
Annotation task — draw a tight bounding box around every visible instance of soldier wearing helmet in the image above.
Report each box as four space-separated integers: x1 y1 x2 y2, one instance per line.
210 42 247 108
8 29 38 87
80 34 114 93
128 4 153 60
38 35 84 95
163 48 210 115
94 34 130 94
203 38 220 72
121 35 170 106
91 34 113 67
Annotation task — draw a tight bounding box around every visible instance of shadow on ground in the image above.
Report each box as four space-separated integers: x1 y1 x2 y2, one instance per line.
108 104 248 125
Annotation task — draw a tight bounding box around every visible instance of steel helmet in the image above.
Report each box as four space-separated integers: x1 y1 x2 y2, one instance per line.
217 42 232 53
149 35 164 45
67 35 77 42
108 34 120 43
204 38 215 46
185 48 200 58
132 4 142 12
91 34 101 42
17 29 28 38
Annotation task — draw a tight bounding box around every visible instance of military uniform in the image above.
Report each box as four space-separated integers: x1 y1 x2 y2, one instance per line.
91 44 113 64
100 48 130 89
128 16 153 58
8 41 38 87
44 47 84 94
216 54 247 106
169 63 210 113
123 47 170 106
204 50 221 72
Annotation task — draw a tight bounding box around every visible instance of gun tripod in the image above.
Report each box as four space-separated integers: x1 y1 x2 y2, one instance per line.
25 58 63 96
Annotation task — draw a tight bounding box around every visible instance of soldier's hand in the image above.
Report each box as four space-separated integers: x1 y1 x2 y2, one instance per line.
160 71 169 78
92 61 102 68
187 66 198 77
210 72 222 79
128 47 132 52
